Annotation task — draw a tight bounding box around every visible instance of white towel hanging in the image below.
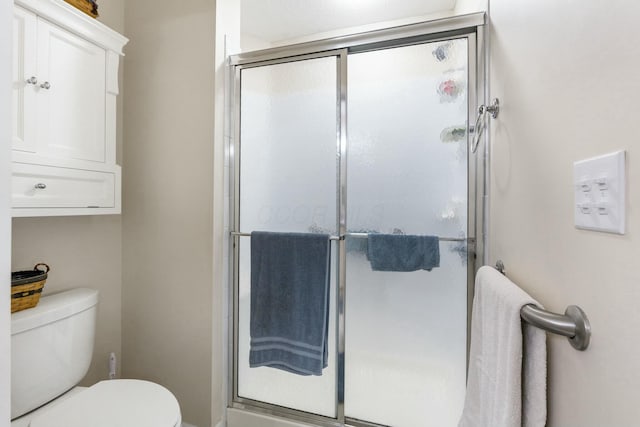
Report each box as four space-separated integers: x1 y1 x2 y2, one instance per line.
458 266 547 427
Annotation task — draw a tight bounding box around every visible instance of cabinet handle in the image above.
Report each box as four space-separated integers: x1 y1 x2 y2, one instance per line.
40 82 51 90
34 183 47 190
26 76 38 85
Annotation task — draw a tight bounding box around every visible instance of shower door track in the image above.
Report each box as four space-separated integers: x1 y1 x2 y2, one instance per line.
227 11 487 427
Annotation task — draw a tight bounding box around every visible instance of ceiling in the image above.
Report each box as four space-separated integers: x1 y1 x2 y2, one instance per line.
241 0 457 44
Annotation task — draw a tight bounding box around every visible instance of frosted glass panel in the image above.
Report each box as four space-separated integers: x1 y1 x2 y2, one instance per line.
346 40 468 237
345 39 469 426
239 57 338 234
237 56 338 417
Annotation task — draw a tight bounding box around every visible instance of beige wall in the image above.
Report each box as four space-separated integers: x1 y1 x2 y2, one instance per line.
122 2 216 426
10 0 126 387
97 0 125 33
489 0 640 425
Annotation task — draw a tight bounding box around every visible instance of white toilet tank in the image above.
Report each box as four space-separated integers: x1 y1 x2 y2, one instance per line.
11 288 99 420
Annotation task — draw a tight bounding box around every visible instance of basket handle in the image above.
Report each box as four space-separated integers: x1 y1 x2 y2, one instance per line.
34 263 50 273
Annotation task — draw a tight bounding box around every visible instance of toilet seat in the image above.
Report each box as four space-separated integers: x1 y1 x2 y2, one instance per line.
29 380 181 427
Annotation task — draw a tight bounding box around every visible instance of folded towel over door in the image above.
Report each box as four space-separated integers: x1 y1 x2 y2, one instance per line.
250 231 331 376
367 233 440 272
458 266 547 427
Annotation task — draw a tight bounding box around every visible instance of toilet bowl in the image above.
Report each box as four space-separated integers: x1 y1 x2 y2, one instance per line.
14 380 181 427
10 288 181 427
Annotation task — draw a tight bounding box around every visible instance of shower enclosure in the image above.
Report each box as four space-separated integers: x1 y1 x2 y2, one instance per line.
228 13 487 427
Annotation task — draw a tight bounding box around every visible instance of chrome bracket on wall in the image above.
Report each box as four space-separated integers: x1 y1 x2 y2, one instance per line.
520 304 591 351
470 98 499 153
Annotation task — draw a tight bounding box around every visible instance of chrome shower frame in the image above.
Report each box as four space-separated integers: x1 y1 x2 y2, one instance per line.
226 12 487 427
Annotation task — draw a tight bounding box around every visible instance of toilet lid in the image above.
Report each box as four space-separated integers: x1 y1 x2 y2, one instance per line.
29 380 181 427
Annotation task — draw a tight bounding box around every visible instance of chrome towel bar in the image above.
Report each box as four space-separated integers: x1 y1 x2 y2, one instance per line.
230 231 471 243
344 232 469 242
520 304 591 351
496 260 591 351
231 231 342 240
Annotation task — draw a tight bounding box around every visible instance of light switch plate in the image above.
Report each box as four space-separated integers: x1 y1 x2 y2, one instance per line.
574 150 626 234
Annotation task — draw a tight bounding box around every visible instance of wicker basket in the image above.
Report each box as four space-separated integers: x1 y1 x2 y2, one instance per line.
11 263 49 313
64 0 99 18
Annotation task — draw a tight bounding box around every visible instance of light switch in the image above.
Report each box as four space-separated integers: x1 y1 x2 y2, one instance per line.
574 150 626 234
595 177 609 190
579 181 592 192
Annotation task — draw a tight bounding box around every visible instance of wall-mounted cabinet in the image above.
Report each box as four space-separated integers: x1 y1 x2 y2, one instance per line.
11 0 127 217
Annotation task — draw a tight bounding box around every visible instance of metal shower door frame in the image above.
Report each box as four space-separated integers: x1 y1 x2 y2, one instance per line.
227 12 487 427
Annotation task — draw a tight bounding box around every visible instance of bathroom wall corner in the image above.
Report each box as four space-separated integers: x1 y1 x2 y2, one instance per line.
214 0 240 425
122 1 215 426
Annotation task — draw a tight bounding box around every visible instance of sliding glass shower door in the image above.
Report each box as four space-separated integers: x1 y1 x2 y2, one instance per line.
345 40 469 426
231 25 480 427
235 55 340 417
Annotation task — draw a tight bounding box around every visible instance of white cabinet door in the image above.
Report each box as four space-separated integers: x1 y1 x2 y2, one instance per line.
12 7 37 153
10 0 126 217
36 18 106 163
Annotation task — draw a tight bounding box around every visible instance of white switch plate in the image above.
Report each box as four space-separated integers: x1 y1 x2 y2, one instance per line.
574 150 626 234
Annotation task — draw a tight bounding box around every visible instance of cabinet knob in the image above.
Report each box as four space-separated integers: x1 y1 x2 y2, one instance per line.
40 82 51 90
34 183 47 190
26 76 38 85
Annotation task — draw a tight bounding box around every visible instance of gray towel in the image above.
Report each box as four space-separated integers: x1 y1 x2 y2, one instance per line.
367 234 440 272
250 231 331 376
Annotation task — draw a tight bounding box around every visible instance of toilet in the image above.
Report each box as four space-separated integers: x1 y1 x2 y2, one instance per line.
11 288 182 427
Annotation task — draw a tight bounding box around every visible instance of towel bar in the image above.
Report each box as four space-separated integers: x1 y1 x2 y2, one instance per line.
231 231 341 240
345 232 469 242
495 260 591 351
520 304 591 351
230 231 471 243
